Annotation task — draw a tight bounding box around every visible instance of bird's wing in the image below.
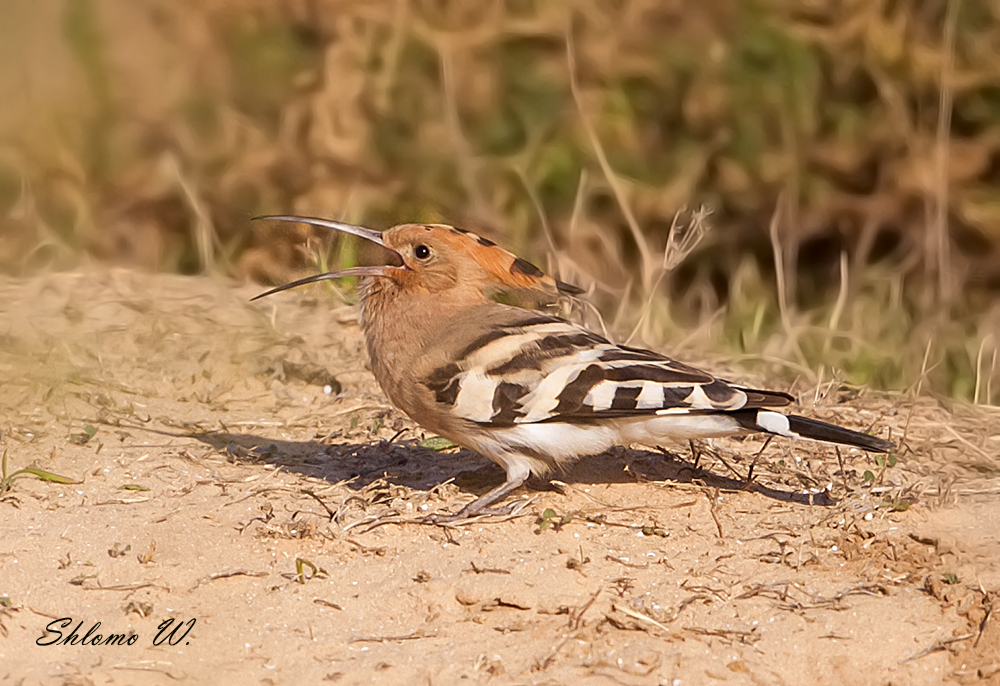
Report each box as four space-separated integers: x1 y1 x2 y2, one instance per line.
419 309 793 427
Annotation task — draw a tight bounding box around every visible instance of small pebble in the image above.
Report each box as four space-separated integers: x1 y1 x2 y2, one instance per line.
455 586 482 606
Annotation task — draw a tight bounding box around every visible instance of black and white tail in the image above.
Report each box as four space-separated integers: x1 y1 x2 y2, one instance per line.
731 409 893 453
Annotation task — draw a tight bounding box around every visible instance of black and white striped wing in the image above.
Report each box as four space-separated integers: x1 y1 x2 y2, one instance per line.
421 314 792 427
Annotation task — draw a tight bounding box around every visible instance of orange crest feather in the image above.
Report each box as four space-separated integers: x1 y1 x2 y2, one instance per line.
424 225 584 297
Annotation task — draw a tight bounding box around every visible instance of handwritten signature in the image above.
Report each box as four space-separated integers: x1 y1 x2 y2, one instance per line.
36 617 196 647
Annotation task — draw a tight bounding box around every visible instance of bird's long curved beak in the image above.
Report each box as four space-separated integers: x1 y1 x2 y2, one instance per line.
250 215 403 301
255 215 387 247
250 266 399 301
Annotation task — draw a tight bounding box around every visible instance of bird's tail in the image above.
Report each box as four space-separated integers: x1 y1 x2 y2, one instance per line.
730 409 893 453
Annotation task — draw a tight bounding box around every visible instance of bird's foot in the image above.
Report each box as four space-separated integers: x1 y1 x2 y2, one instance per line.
423 496 536 525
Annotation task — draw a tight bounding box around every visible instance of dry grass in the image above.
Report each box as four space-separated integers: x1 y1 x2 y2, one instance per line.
1 0 999 402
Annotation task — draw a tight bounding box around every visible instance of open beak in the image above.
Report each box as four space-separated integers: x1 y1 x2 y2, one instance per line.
249 215 403 302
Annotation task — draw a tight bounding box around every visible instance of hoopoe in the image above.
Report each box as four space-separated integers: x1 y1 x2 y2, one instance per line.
253 215 893 517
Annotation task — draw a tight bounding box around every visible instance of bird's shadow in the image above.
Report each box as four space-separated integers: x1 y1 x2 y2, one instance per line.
181 428 835 508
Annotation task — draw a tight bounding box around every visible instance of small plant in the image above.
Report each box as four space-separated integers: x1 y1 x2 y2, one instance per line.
536 508 573 533
292 558 328 584
875 453 898 471
0 449 78 497
863 451 899 485
881 497 914 512
418 436 456 451
68 425 97 445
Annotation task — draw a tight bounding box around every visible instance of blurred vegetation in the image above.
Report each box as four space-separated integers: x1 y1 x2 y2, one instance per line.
1 0 998 403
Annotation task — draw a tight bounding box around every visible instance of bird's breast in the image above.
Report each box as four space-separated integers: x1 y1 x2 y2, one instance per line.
359 292 466 438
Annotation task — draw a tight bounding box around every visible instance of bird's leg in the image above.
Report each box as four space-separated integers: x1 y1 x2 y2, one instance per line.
745 435 774 489
440 459 531 521
688 440 701 471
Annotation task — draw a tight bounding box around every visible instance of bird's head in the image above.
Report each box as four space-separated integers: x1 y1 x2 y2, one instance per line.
250 215 583 306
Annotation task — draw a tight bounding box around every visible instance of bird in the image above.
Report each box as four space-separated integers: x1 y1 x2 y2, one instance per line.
252 215 893 518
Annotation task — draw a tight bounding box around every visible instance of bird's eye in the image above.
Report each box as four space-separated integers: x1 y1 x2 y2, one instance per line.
414 244 431 260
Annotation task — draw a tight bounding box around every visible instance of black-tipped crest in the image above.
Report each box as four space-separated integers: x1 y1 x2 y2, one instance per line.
555 279 585 296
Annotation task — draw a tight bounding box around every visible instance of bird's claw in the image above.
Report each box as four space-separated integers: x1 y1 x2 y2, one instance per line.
423 496 536 525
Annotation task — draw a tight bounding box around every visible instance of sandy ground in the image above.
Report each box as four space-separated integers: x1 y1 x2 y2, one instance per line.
1 268 999 686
